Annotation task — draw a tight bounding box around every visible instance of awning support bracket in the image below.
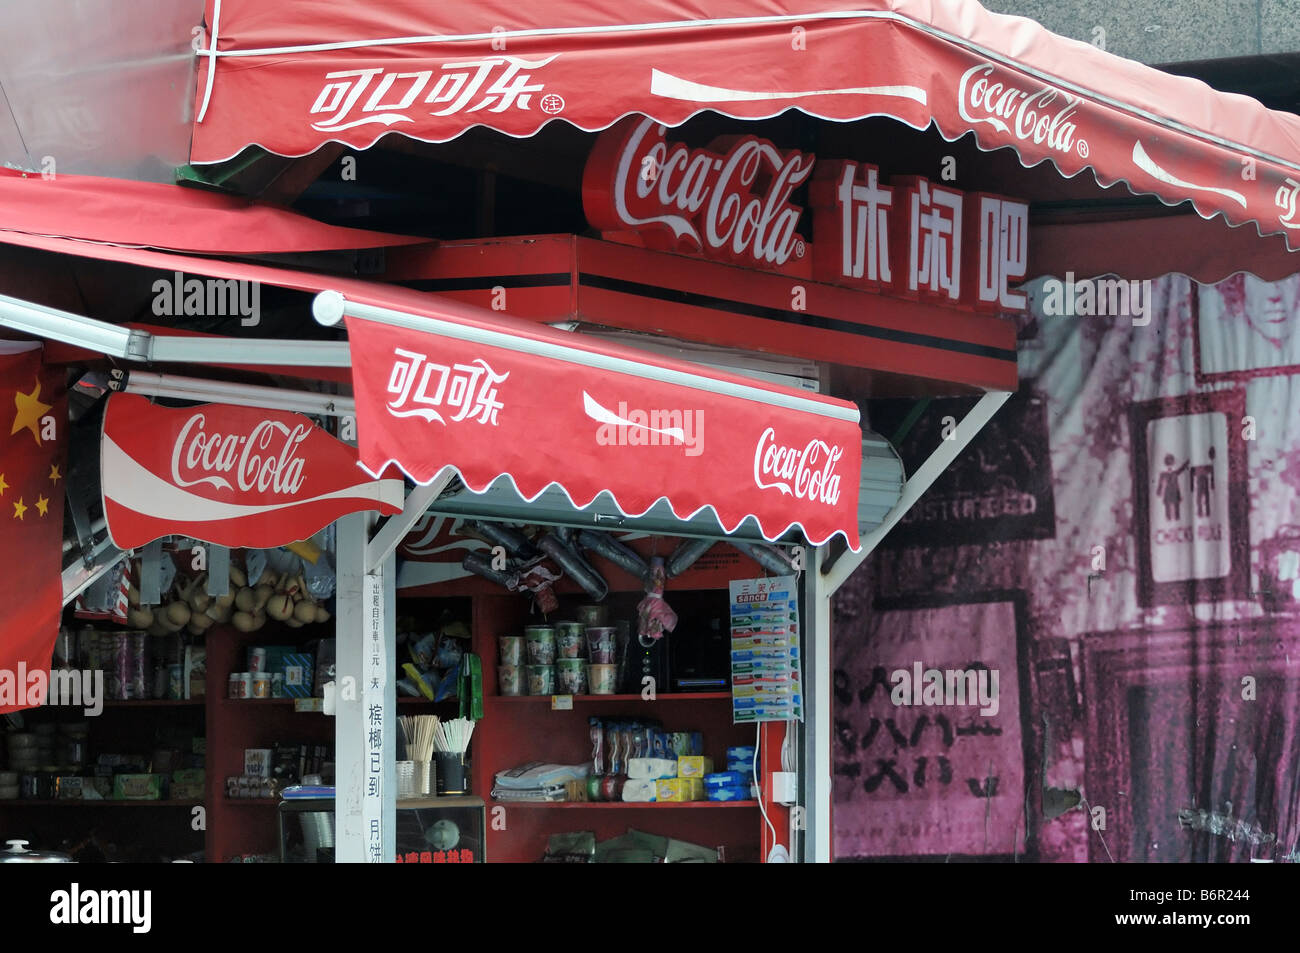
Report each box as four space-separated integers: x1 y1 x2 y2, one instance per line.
365 468 454 573
822 389 1012 595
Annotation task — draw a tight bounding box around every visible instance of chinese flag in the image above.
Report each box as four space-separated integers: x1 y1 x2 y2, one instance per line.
0 343 67 713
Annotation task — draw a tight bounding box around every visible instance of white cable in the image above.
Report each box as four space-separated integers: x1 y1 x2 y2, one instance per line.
754 724 777 852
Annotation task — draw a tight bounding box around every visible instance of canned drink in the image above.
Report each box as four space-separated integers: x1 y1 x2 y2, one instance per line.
252 672 272 699
270 673 285 698
248 648 268 674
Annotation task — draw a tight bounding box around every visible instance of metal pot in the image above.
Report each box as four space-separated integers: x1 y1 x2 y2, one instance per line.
0 838 75 863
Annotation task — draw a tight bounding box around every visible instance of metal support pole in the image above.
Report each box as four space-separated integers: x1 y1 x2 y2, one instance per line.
804 546 834 863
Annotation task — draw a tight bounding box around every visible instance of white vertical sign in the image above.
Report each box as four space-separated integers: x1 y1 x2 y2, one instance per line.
363 571 387 862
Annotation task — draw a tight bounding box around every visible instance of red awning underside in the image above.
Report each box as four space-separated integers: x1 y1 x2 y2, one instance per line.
191 0 1300 250
0 168 426 255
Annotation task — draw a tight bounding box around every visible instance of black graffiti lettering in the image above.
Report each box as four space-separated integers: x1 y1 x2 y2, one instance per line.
956 720 1003 737
885 718 909 748
938 755 953 785
913 757 928 789
857 666 891 705
833 669 852 707
967 776 999 798
860 718 881 750
834 760 862 779
864 759 908 794
835 718 857 753
909 713 954 748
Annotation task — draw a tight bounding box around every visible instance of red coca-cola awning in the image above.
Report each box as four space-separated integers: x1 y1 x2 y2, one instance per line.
312 289 866 548
190 0 1300 249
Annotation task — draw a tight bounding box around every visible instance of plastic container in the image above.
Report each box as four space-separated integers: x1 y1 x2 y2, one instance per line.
497 634 524 666
555 622 586 659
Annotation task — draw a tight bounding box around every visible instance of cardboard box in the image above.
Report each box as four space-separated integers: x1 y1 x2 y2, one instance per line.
112 774 163 800
655 778 703 802
281 653 314 697
676 756 714 779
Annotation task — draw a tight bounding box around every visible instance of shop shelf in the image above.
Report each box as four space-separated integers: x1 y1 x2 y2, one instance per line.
489 692 731 703
0 800 203 807
101 698 205 707
490 800 758 808
223 798 281 806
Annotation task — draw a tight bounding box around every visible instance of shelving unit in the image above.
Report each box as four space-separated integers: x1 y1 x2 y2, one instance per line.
403 539 766 863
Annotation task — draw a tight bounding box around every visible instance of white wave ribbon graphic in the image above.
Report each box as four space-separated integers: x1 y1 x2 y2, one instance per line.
102 435 404 523
582 391 687 441
1132 141 1247 208
651 68 927 105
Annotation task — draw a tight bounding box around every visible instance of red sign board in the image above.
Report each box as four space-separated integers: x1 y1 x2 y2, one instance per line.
583 117 1029 313
101 393 404 549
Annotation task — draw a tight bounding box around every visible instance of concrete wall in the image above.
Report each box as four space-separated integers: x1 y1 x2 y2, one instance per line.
980 0 1297 64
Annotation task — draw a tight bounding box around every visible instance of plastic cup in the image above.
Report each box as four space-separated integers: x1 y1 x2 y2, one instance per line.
585 627 617 664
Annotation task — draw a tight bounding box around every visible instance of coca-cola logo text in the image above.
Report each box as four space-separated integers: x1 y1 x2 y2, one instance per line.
170 413 309 496
583 117 815 268
753 427 843 506
958 64 1084 157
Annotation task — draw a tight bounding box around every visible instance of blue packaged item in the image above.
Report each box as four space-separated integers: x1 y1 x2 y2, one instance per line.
704 771 747 788
707 785 751 802
728 746 756 763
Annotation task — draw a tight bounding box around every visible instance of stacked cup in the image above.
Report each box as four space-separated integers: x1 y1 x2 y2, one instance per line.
554 621 588 694
523 626 556 695
497 634 524 696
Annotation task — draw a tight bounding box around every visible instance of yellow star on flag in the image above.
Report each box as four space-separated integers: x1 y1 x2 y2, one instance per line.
11 380 52 445
35 495 49 517
12 497 26 520
0 473 7 496
48 464 61 484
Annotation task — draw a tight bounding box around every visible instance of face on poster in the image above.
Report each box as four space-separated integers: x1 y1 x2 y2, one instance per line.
834 599 1023 858
1198 273 1300 378
1145 411 1230 584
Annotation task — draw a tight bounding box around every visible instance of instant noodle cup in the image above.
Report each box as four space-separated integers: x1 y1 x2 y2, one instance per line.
576 605 608 627
556 658 587 695
497 665 523 697
585 627 616 664
587 664 617 695
555 622 585 659
497 634 524 666
526 664 556 696
524 627 556 665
